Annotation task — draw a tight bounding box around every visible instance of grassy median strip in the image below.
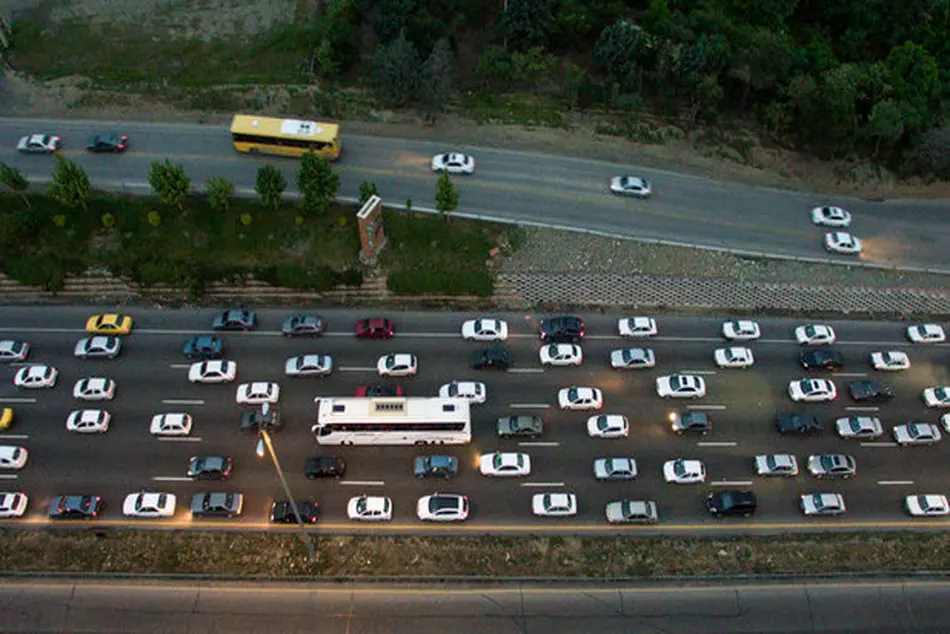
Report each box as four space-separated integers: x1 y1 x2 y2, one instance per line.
2 530 949 577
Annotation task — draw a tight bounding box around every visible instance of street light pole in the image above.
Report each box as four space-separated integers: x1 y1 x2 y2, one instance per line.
256 414 317 563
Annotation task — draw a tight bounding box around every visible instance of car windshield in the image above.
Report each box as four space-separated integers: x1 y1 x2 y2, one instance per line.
673 461 687 476
670 376 685 389
804 326 818 337
935 388 949 400
567 387 579 400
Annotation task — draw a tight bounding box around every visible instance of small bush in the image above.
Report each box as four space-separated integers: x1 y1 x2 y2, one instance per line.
2 255 76 292
240 212 253 226
147 211 162 227
388 268 494 296
335 267 364 287
53 214 66 228
101 212 116 228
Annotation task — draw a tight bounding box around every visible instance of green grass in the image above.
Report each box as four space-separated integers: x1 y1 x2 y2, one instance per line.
459 93 569 128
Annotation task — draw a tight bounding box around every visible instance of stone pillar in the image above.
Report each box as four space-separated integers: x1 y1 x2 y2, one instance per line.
357 195 387 265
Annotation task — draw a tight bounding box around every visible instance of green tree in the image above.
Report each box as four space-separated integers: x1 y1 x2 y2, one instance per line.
863 100 905 155
358 180 379 206
0 162 31 209
371 29 421 107
885 41 942 134
592 19 645 89
296 151 339 216
560 60 587 108
500 0 554 52
434 172 459 221
314 37 340 80
47 154 90 212
205 176 234 213
417 38 456 123
474 45 514 90
255 165 286 212
148 159 191 212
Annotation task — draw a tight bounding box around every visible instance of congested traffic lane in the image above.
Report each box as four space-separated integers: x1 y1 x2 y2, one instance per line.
0 306 948 534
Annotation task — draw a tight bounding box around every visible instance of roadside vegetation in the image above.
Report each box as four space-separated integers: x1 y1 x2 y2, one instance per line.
3 529 950 578
4 0 949 186
0 156 507 297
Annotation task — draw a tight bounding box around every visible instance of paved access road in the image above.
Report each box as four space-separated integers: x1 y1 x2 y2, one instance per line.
1 578 948 633
0 306 948 534
1 118 948 271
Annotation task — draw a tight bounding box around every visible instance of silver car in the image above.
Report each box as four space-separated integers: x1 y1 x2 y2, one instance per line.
801 493 846 516
754 453 799 477
73 336 121 359
284 354 333 377
605 499 658 524
593 457 638 480
807 454 856 479
610 347 655 370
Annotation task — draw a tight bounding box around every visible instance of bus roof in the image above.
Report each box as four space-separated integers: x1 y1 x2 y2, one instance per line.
318 397 470 420
230 114 339 141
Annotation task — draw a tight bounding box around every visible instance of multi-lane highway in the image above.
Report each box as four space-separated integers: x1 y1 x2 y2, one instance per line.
0 306 948 533
3 577 950 633
1 117 948 271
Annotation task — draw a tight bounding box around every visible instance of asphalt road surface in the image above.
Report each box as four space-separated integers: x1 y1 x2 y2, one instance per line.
0 306 948 534
1 118 948 271
1 578 948 633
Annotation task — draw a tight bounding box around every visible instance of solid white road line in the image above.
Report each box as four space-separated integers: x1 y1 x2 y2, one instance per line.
510 403 551 409
518 441 560 447
847 406 880 412
687 404 727 410
681 370 717 375
161 399 204 405
711 480 754 486
0 474 18 480
151 476 191 482
340 480 385 486
339 367 376 372
879 480 914 486
837 372 870 377
862 441 898 447
521 482 565 487
157 437 203 442
697 441 737 447
508 368 544 374
0 398 37 404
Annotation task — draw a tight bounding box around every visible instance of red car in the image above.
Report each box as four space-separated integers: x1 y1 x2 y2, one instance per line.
355 384 405 397
355 318 395 339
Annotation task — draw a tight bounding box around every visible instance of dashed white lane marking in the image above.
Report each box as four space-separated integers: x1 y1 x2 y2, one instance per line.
518 442 560 447
837 373 869 377
688 404 726 410
162 399 204 405
152 476 191 482
339 367 376 372
0 398 36 404
0 474 18 480
521 482 565 487
847 406 880 412
157 437 203 442
697 441 737 447
508 368 544 374
340 480 385 486
169 364 191 369
879 480 914 486
862 442 898 447
711 480 754 486
510 403 551 409
2 434 29 440
681 370 717 375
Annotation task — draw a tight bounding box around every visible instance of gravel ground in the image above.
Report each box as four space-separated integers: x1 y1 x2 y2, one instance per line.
501 226 950 291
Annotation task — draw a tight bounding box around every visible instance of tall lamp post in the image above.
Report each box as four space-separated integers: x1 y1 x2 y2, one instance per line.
256 403 317 562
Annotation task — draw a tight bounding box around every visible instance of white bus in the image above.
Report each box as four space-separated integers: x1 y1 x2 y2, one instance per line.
312 397 472 445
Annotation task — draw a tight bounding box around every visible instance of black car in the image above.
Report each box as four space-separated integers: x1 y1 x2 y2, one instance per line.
776 412 824 436
305 456 346 479
670 411 711 435
212 309 256 331
270 499 319 523
48 495 103 520
354 383 404 397
413 454 458 478
849 380 895 402
282 314 324 337
181 334 223 360
87 133 128 153
497 415 543 438
239 408 283 433
190 492 243 518
539 315 585 343
186 455 232 480
800 349 844 371
706 490 757 518
471 346 511 370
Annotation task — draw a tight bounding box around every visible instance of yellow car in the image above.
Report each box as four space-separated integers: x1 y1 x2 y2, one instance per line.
86 313 134 335
0 408 13 431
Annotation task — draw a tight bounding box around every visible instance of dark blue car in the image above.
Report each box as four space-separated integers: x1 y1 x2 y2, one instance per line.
413 454 458 478
182 335 223 360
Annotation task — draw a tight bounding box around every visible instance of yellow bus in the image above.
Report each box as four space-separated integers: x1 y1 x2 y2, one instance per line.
229 114 341 160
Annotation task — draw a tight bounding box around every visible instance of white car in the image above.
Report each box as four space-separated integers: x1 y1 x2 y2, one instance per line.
479 452 531 477
235 381 280 405
610 175 652 197
0 446 27 470
943 414 950 433
722 320 760 341
17 133 60 153
754 453 799 477
461 318 508 341
0 492 28 518
285 354 333 377
610 347 655 370
587 414 629 438
73 377 116 401
811 206 851 227
539 343 583 367
656 374 706 399
907 324 946 343
123 492 177 518
150 413 193 436
377 353 418 377
618 316 657 337
868 351 910 371
431 152 474 174
824 232 862 255
416 493 469 522
663 459 706 484
13 364 57 389
714 347 754 369
801 493 846 516
835 416 883 439
593 457 638 480
905 494 950 517
73 336 122 359
66 409 111 434
923 387 950 408
893 422 942 446
557 386 603 410
0 340 30 362
788 378 837 402
532 493 578 517
795 324 836 345
438 381 487 404
347 495 393 522
188 360 237 384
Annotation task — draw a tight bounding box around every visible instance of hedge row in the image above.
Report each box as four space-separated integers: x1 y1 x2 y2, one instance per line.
387 268 494 296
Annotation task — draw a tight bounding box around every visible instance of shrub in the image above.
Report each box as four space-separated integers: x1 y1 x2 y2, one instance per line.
387 268 493 296
147 211 162 227
101 212 116 228
240 212 253 226
256 265 363 291
1 254 76 292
